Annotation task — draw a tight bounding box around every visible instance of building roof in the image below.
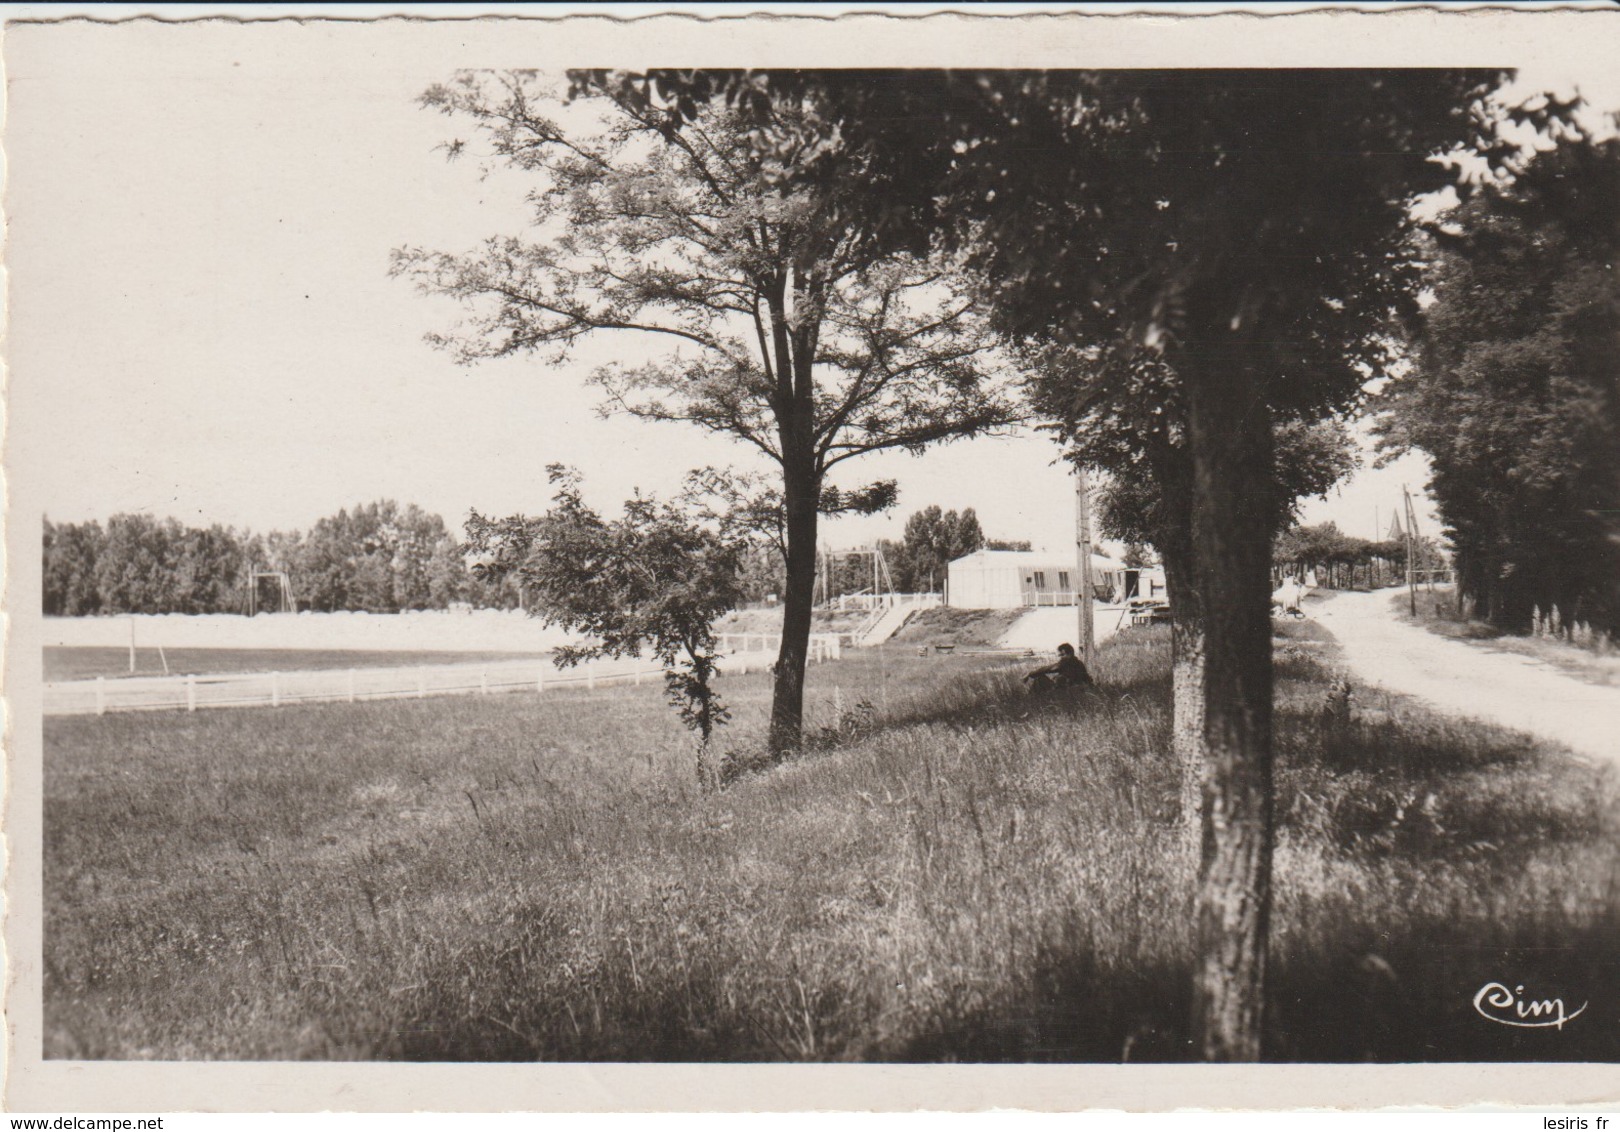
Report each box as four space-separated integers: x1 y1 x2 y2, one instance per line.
950 548 1124 571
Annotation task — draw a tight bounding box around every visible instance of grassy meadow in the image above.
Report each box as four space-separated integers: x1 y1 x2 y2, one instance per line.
44 622 1620 1061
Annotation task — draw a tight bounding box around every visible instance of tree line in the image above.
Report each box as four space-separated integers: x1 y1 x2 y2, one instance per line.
1381 137 1620 639
1270 521 1438 592
824 506 1013 600
45 498 1001 618
42 501 518 616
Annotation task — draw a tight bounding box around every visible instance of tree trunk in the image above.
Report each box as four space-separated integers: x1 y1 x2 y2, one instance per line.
1185 368 1276 1063
1159 527 1206 876
769 452 820 754
1495 559 1536 635
763 273 825 757
1172 608 1207 874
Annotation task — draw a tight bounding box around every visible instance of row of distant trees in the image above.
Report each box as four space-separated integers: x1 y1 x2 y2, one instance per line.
49 502 1442 619
1271 522 1440 591
42 501 518 616
45 498 1010 617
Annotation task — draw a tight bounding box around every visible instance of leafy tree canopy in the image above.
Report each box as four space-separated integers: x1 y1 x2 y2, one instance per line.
395 70 1024 749
1381 134 1620 635
463 465 753 757
891 504 985 592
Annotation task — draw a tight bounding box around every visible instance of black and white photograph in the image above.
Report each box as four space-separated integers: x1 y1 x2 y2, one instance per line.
6 4 1620 1114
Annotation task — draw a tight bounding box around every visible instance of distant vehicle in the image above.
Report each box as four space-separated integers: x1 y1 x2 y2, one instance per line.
1128 598 1171 627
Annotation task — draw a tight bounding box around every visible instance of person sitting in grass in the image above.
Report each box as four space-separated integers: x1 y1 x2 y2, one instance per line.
1023 642 1093 697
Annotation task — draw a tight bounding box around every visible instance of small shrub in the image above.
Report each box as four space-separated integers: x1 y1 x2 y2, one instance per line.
813 698 879 749
718 742 776 786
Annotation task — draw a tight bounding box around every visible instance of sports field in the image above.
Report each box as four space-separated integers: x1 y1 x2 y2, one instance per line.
43 646 557 683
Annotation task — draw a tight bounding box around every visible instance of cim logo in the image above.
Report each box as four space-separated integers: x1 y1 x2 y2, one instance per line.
1473 981 1588 1030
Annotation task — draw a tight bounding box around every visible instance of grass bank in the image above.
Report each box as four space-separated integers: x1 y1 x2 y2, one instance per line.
889 607 1026 649
1394 589 1620 688
45 625 1618 1061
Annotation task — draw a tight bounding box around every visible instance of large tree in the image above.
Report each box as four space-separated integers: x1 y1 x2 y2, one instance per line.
93 514 183 615
171 523 249 615
394 73 1018 752
1069 383 1357 856
294 501 456 613
1382 135 1620 637
757 67 1508 1059
941 70 1517 1061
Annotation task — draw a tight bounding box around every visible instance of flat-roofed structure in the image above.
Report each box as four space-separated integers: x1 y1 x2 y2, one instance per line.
946 549 1126 609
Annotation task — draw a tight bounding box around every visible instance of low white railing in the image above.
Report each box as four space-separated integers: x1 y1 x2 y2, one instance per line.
712 632 843 664
853 594 942 646
827 591 941 611
1026 591 1080 607
46 657 662 717
851 604 888 642
44 638 840 717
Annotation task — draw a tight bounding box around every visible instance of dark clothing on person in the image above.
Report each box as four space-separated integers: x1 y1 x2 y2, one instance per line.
1025 652 1092 696
1047 654 1092 687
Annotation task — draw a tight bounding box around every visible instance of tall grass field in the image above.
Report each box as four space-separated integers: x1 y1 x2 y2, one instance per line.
45 624 1619 1061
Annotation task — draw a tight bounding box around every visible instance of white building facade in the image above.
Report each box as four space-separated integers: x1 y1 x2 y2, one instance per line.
946 549 1127 609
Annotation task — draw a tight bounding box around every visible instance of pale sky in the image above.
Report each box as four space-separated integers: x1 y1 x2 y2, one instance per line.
9 19 1617 556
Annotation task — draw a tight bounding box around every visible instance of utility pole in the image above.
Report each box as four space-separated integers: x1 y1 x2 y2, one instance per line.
1403 484 1419 618
1075 466 1096 667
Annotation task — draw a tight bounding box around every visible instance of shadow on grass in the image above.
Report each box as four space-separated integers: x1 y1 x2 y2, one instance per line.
398 914 1620 1063
888 911 1620 1064
893 936 1194 1063
350 626 1620 1064
1267 912 1620 1062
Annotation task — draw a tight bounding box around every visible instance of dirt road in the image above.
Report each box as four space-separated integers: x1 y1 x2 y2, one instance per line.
1313 589 1620 763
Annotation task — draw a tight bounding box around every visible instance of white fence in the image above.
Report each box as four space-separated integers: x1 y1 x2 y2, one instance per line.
851 594 942 645
44 642 832 717
1025 591 1082 607
712 632 843 663
825 591 940 612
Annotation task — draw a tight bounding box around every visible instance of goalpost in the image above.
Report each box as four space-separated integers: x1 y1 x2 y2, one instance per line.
814 544 898 608
246 566 297 616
